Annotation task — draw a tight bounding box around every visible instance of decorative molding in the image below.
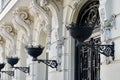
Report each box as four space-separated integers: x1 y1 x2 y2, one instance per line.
99 0 116 29
31 0 50 29
102 15 116 29
68 0 79 9
102 12 120 35
0 36 5 61
46 1 63 71
0 23 15 43
31 0 63 71
12 7 33 46
99 3 116 42
99 0 115 63
31 0 51 48
0 23 16 55
39 0 48 6
0 36 5 44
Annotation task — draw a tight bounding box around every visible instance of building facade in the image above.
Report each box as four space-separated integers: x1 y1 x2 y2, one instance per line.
0 0 120 80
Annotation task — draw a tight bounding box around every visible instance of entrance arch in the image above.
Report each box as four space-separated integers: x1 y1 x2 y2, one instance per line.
75 0 101 80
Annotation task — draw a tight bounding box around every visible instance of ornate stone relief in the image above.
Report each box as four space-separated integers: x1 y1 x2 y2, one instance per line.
99 0 116 42
31 0 63 70
12 7 33 46
0 23 16 56
30 0 50 47
69 0 79 9
39 0 48 6
0 36 5 61
0 36 4 44
42 0 63 71
99 0 115 63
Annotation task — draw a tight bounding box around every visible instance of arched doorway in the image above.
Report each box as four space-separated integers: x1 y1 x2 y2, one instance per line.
75 0 101 80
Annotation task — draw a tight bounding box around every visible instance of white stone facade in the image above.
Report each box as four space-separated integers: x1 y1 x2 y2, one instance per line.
0 0 120 80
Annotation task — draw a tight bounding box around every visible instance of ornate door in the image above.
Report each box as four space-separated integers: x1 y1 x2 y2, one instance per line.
75 0 101 80
75 38 101 80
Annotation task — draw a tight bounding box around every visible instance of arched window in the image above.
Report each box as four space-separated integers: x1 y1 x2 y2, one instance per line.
75 0 101 80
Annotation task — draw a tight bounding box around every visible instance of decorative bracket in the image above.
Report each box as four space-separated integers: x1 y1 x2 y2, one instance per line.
96 42 114 59
81 40 115 60
12 67 29 74
37 59 58 68
1 71 14 77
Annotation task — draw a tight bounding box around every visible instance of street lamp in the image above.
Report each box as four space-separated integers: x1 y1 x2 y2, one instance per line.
6 57 30 74
66 22 115 60
66 22 93 43
0 63 14 77
26 45 58 68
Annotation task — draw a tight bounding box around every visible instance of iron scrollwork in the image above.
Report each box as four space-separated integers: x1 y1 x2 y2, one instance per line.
1 71 14 77
77 1 100 32
26 45 58 69
75 1 101 80
13 67 30 74
83 38 115 60
38 59 58 68
96 43 114 60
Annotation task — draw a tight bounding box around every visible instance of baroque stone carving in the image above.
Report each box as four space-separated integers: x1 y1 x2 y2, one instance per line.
69 0 79 9
99 0 116 42
39 0 48 6
0 36 5 61
31 0 50 27
31 0 51 48
12 7 33 46
31 0 63 70
0 23 16 55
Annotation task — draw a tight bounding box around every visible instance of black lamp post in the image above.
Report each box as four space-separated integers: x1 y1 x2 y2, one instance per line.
66 22 115 60
26 45 58 68
6 57 30 74
0 63 14 77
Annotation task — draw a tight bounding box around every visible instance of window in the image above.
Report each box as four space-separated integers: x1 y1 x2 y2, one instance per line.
75 0 100 80
0 0 10 12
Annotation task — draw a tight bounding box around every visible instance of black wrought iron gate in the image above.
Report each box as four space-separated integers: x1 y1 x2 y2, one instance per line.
75 0 100 80
75 38 101 80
